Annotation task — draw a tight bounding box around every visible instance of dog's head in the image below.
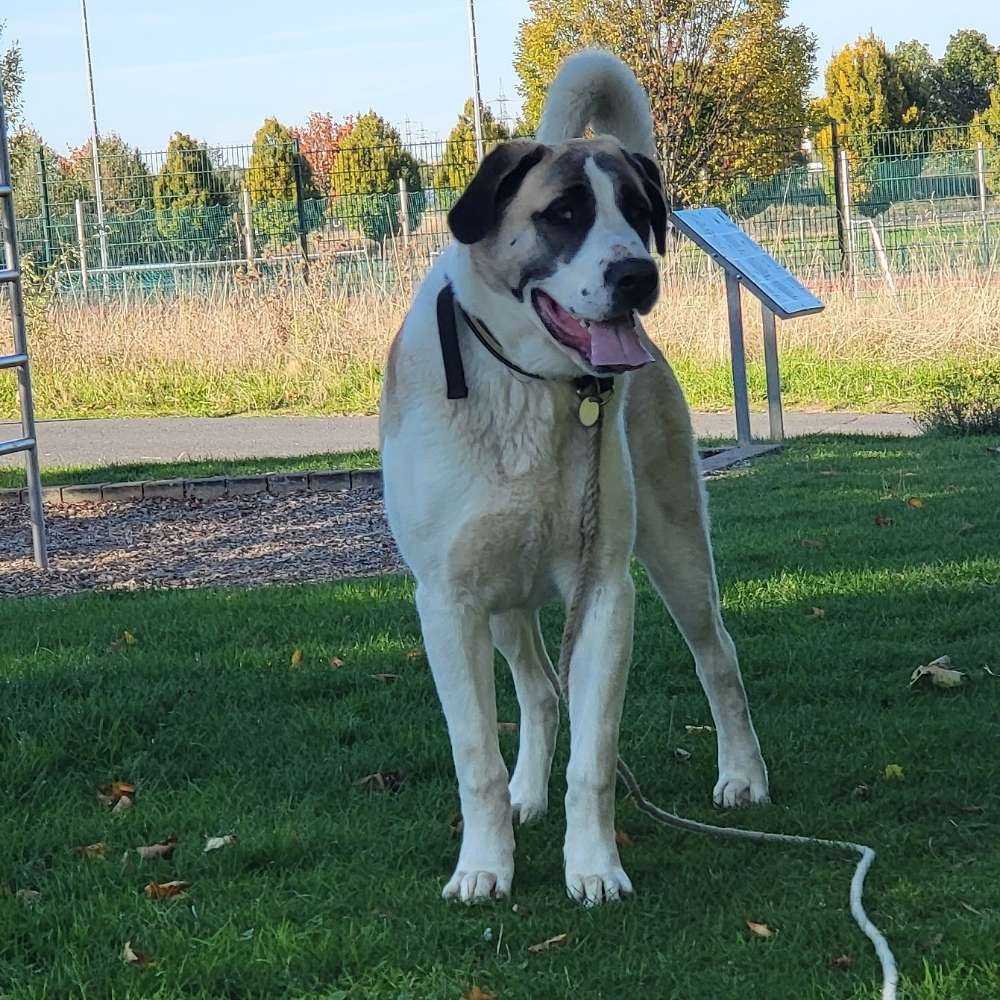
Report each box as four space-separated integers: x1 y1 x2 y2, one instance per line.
448 137 667 377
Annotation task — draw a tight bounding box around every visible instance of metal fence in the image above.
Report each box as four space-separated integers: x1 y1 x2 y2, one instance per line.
10 125 1000 299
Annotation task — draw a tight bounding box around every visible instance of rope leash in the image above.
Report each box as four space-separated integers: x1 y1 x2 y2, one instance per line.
548 419 899 1000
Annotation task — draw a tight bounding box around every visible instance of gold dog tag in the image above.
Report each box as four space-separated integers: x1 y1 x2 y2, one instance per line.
578 397 601 427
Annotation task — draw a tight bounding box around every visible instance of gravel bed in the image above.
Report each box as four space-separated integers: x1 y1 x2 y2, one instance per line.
0 489 406 599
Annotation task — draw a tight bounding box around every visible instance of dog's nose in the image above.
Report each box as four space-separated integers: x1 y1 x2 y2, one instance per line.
605 258 658 312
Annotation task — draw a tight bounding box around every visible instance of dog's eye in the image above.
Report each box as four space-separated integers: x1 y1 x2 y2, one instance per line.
545 201 575 224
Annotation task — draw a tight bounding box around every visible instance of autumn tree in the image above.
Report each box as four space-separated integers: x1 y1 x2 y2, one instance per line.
153 132 228 242
515 0 817 204
331 111 423 241
432 99 510 208
55 134 154 214
291 112 354 197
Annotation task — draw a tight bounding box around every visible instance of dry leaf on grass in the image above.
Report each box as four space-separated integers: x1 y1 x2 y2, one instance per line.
615 829 634 848
684 724 714 735
358 770 406 793
144 880 190 900
830 954 854 970
528 933 569 954
204 834 237 853
111 795 134 815
328 656 345 669
497 722 519 735
370 673 401 683
291 648 304 668
462 987 496 1000
884 764 905 781
136 836 176 861
910 655 967 690
405 648 423 661
96 780 136 807
906 496 924 508
747 920 775 939
799 538 823 550
874 515 895 527
122 941 151 966
806 607 826 619
673 747 692 762
15 889 40 907
73 842 106 860
110 630 139 652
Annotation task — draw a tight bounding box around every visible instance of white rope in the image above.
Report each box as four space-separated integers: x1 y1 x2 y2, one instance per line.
551 419 898 1000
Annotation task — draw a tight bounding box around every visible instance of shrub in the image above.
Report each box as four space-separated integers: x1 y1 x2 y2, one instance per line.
917 370 1000 435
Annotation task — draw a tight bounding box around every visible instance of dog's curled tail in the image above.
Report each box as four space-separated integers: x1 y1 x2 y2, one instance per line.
536 49 656 158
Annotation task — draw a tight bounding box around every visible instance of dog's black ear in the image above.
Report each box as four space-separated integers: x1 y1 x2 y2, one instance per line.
448 142 546 245
624 151 668 256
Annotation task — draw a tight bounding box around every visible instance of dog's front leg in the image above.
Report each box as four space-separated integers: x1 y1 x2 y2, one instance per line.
563 572 635 906
416 585 514 902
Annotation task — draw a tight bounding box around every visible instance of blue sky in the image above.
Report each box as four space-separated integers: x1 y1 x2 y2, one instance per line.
3 1 999 154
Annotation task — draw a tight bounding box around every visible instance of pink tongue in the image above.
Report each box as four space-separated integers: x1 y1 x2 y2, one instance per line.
587 316 655 369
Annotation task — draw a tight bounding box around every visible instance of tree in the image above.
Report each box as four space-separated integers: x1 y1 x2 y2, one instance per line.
432 99 510 208
153 132 228 244
0 20 23 131
246 116 315 245
514 0 817 205
291 112 353 198
331 111 424 242
56 134 154 214
894 40 938 125
937 30 999 124
971 58 1000 192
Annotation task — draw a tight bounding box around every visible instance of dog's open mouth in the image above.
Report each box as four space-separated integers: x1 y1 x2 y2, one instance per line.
531 290 655 373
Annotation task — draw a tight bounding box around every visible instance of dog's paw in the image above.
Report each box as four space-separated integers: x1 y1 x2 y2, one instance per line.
443 868 512 903
509 775 548 825
713 755 770 808
565 867 633 907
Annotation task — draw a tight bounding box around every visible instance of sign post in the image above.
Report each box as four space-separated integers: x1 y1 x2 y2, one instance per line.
669 207 824 449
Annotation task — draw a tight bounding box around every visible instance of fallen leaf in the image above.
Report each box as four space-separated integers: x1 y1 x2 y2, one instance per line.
204 834 237 853
449 811 464 837
358 770 405 793
874 515 895 527
497 722 519 735
851 783 872 800
370 673 401 683
615 829 634 848
806 607 826 619
123 630 138 645
405 648 423 661
673 747 692 762
747 920 775 939
122 940 150 966
905 496 924 508
462 987 496 1000
984 665 997 678
684 724 714 735
15 889 40 907
136 836 177 861
144 880 189 901
830 954 854 970
109 631 139 652
910 655 966 690
528 932 569 954
290 648 303 668
800 538 823 550
328 656 344 669
884 764 905 781
97 780 136 807
73 842 106 860
960 804 985 814
111 795 134 815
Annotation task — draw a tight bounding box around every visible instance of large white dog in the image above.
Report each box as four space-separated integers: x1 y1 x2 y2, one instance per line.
380 50 769 906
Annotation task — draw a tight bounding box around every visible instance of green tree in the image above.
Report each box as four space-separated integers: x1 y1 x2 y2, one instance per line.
432 99 510 208
332 111 423 242
0 20 23 130
514 0 817 205
893 40 938 125
971 57 1000 193
153 132 228 243
56 134 154 215
937 29 999 124
247 117 315 245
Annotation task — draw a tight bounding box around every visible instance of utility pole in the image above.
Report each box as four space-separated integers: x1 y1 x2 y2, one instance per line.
80 0 109 281
465 0 485 162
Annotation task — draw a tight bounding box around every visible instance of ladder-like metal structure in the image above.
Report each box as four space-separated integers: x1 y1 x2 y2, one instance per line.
0 79 48 569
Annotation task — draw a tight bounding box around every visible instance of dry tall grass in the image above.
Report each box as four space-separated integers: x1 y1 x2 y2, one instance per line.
9 256 1000 420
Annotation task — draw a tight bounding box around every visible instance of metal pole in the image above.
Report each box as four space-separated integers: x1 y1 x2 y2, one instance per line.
830 121 848 273
724 271 752 447
36 147 54 266
837 147 857 297
466 0 485 162
75 199 88 294
80 0 109 283
0 78 49 570
240 187 255 267
291 138 310 276
398 175 410 245
761 305 784 443
977 142 991 262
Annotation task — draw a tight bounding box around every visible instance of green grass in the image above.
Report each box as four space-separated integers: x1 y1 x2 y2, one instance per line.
2 434 999 999
1 353 988 421
0 451 380 492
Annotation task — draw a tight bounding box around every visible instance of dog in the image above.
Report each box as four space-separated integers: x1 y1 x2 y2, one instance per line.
380 50 769 906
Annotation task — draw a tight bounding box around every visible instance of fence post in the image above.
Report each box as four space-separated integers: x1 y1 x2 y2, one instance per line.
398 175 410 246
74 199 88 296
837 147 857 294
830 121 849 273
291 139 310 278
35 146 54 266
977 142 991 263
240 187 255 269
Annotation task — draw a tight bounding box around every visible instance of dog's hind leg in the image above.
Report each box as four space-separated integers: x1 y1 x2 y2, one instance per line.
629 359 770 808
491 610 559 825
416 585 515 901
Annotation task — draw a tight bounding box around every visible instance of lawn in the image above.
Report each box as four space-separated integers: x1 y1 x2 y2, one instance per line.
1 434 998 999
